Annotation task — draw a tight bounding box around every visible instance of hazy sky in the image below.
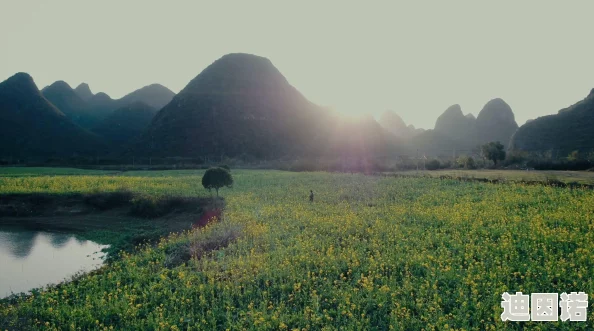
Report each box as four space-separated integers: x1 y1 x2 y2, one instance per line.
2 1 593 129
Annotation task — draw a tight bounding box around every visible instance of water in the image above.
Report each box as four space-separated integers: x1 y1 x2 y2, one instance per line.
0 227 108 298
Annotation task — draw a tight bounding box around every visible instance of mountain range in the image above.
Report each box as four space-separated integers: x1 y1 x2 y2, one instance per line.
41 81 174 130
510 89 594 155
129 53 396 159
379 99 519 155
1 52 592 161
0 73 105 158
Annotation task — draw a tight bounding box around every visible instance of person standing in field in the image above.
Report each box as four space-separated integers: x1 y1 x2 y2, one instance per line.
309 190 314 202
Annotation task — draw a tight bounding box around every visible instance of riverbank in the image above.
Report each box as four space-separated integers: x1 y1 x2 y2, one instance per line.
0 191 221 261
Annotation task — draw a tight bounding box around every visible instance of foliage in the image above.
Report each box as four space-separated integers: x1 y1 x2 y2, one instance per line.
456 156 476 169
2 169 594 329
510 89 594 155
481 141 506 165
567 150 580 161
426 159 440 170
202 167 233 196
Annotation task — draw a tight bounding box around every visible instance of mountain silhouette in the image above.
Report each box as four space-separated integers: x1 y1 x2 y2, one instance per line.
74 83 94 101
130 53 394 159
474 98 518 147
410 99 517 154
378 110 417 139
117 84 174 110
93 101 157 147
42 81 99 129
510 89 594 155
0 73 105 158
434 104 475 140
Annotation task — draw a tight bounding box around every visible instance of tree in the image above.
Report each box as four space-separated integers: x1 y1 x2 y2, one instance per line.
202 167 233 197
481 141 506 166
426 159 441 170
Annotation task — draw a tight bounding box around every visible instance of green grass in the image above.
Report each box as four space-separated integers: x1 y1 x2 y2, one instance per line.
391 168 594 185
1 169 594 329
0 167 117 177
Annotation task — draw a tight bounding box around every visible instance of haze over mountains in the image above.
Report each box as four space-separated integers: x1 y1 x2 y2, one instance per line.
130 53 395 159
510 89 594 155
379 99 519 156
0 73 105 158
0 52 593 161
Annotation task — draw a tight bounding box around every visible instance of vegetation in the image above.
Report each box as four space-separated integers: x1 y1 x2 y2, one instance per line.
0 73 106 158
481 141 506 166
1 168 594 329
0 189 213 260
426 159 441 170
202 167 234 196
91 101 157 148
510 89 594 155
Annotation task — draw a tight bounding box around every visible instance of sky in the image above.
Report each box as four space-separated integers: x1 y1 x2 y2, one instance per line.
1 1 594 129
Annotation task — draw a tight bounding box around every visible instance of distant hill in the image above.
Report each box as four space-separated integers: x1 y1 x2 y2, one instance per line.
74 83 94 101
378 110 419 139
130 53 397 159
46 82 174 127
474 98 518 147
510 89 594 155
434 104 475 140
117 84 174 110
92 101 157 147
410 100 518 155
42 81 99 129
85 92 119 120
0 73 105 158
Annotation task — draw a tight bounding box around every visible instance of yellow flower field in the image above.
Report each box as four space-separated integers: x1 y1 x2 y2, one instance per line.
1 169 593 330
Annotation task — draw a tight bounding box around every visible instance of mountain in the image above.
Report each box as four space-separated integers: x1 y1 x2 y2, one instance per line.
510 89 594 155
92 101 157 147
118 84 174 110
85 92 119 119
0 73 105 158
42 81 98 128
434 104 475 140
130 53 395 159
379 110 415 138
410 100 517 155
74 83 94 101
474 98 518 147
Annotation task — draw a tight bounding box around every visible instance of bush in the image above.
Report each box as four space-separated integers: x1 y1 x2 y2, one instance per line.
202 167 234 197
84 190 133 210
456 156 476 169
426 159 441 170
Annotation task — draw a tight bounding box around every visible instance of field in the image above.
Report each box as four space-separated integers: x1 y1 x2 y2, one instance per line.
391 169 594 185
1 167 594 330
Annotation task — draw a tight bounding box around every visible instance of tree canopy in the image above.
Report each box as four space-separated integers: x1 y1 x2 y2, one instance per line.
481 141 506 165
202 167 233 196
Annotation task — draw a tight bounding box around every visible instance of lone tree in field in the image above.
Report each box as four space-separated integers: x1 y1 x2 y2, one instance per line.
481 141 506 166
202 167 233 197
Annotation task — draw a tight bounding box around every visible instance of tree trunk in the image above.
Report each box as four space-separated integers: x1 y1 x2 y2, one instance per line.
216 188 219 197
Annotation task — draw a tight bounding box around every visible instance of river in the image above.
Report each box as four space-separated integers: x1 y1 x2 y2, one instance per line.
0 227 108 298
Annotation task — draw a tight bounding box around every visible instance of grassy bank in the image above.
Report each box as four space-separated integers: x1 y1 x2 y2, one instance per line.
389 168 594 185
1 169 594 329
0 191 217 261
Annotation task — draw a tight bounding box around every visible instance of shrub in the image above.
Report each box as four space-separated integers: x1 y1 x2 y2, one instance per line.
426 159 441 170
202 167 234 197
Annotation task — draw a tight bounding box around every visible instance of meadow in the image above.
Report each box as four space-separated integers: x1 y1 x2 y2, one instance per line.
1 168 594 330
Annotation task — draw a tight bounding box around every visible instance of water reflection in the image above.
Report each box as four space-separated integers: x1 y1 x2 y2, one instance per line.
0 228 108 298
0 229 38 258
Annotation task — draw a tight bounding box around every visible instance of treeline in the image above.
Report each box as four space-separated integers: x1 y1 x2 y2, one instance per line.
2 149 594 173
